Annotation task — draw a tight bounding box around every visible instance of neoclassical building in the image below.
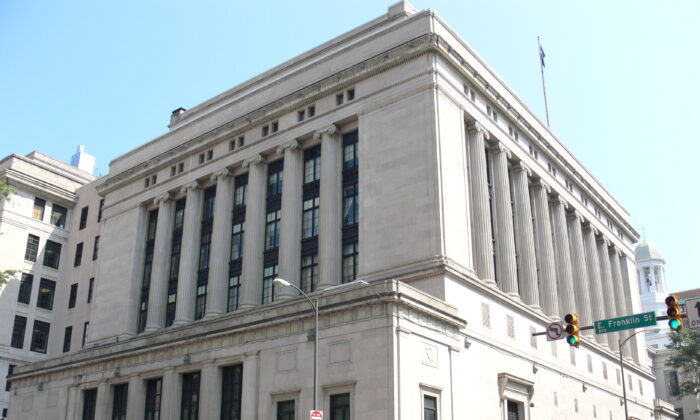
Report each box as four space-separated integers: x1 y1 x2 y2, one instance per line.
8 2 663 419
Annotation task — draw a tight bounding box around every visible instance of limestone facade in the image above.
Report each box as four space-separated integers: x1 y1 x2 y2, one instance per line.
7 2 658 419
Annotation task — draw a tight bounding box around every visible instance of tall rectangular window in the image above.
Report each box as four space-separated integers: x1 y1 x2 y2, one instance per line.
302 197 320 239
43 240 62 269
342 131 359 283
87 277 94 303
265 210 281 250
82 389 97 420
98 199 104 222
423 395 437 420
342 184 358 226
166 199 186 326
667 370 680 396
11 316 27 349
74 242 84 267
33 197 46 220
17 273 33 304
229 175 247 313
262 264 278 304
300 253 318 293
144 378 162 420
304 147 321 184
342 243 359 284
234 174 248 208
138 209 158 333
50 204 67 228
112 384 128 420
267 163 283 197
195 187 216 320
79 206 89 230
221 364 243 420
37 278 56 310
277 400 295 420
82 321 89 347
330 393 350 420
5 365 15 392
68 283 78 308
63 326 72 352
24 234 39 262
93 236 100 260
180 372 200 420
30 319 50 353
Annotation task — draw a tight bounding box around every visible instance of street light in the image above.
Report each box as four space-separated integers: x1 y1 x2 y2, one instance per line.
273 278 320 411
619 327 660 420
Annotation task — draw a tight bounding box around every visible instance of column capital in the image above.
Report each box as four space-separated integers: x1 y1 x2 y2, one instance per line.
242 154 266 168
467 121 490 139
210 168 232 182
549 194 568 208
530 177 551 193
181 181 201 194
608 245 622 257
566 208 584 222
583 223 599 236
511 161 532 177
313 124 339 140
487 139 511 157
276 140 301 154
597 236 610 247
153 192 172 206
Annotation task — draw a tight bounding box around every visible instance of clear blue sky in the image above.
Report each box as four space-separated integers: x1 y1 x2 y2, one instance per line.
1 1 698 293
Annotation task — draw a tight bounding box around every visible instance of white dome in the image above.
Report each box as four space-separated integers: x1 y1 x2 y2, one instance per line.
635 241 665 263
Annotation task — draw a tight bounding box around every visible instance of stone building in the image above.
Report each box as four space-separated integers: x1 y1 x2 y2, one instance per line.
8 2 661 419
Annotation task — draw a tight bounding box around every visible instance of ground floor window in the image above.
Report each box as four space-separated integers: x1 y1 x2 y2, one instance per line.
277 400 295 420
181 372 200 420
82 388 97 420
144 378 162 420
506 400 521 420
330 393 350 420
221 364 243 420
111 384 128 420
423 395 437 420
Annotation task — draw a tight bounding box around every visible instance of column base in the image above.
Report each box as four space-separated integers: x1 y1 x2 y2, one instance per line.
481 278 498 288
527 304 543 313
204 311 223 320
143 325 161 333
172 319 189 327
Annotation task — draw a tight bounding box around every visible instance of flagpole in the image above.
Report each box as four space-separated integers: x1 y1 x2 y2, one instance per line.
538 36 551 127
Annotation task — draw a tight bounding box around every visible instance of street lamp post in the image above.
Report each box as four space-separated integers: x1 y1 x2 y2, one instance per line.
618 327 660 420
273 278 319 411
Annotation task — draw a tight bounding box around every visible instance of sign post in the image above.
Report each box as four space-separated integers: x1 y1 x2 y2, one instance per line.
594 312 656 335
310 410 323 420
686 298 700 330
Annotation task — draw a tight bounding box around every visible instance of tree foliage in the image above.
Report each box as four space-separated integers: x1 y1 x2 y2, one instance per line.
0 181 17 284
666 328 700 397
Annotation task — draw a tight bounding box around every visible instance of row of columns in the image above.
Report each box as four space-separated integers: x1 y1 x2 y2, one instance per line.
142 125 343 331
64 353 259 420
466 121 634 357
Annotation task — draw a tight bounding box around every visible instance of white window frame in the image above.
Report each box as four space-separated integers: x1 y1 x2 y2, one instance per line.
420 384 441 420
498 373 533 420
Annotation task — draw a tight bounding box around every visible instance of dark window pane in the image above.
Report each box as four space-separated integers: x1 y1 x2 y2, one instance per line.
5 365 15 392
82 322 89 347
330 393 350 420
11 316 26 349
24 234 39 262
17 273 33 304
68 283 78 308
50 204 67 228
33 197 45 220
112 384 128 420
424 395 437 420
144 378 162 420
82 389 97 420
79 206 89 230
74 242 84 267
30 320 50 353
277 400 295 420
87 278 94 303
37 278 56 310
43 240 62 269
221 364 243 420
181 372 200 420
63 326 72 353
92 236 100 260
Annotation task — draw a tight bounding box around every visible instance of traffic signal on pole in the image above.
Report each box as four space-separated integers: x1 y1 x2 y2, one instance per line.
564 313 580 347
665 295 682 331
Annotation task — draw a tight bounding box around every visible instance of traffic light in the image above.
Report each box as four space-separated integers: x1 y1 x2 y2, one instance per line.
564 313 580 347
665 295 682 331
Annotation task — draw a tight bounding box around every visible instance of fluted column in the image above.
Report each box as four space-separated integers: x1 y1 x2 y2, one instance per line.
206 169 234 318
277 141 303 299
126 375 144 420
174 182 203 325
583 225 608 347
145 194 174 332
567 211 593 336
488 141 518 296
240 155 267 308
510 162 540 309
241 352 259 420
316 125 342 290
531 180 559 318
199 363 222 419
466 122 495 284
598 237 620 352
610 248 632 359
160 369 177 420
550 196 575 316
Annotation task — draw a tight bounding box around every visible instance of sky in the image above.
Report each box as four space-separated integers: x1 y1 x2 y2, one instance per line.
1 1 698 293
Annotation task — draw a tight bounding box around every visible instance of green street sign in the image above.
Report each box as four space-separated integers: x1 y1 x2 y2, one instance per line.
594 312 657 334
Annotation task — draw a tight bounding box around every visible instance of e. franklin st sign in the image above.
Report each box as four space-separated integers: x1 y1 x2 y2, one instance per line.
595 312 657 334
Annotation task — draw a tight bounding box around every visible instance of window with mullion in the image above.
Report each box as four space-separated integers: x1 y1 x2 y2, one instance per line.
265 211 281 250
11 315 27 349
166 199 186 327
63 326 72 353
181 372 200 420
111 384 128 420
50 204 67 228
79 206 89 230
277 400 295 420
302 197 320 239
342 242 358 284
330 393 351 420
300 253 318 293
33 197 46 220
24 234 39 262
138 209 158 333
233 174 248 209
304 146 321 184
144 378 162 420
423 395 437 420
262 264 278 304
342 184 358 227
341 131 359 284
37 278 56 310
83 389 97 420
43 240 62 269
221 364 243 420
30 319 50 353
17 273 33 304
195 187 216 320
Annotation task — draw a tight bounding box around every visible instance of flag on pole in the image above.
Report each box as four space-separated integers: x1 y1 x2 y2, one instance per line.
539 43 546 68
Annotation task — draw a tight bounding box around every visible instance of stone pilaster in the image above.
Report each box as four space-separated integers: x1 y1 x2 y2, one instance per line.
240 155 267 308
583 225 608 347
174 182 203 325
510 162 540 309
241 352 260 419
566 211 593 336
277 141 303 298
550 196 576 315
160 369 177 420
206 169 234 317
598 237 620 352
199 363 222 419
126 375 145 420
531 180 559 318
95 381 110 420
466 122 495 284
610 248 633 360
316 124 342 290
145 193 174 332
488 141 518 296
65 386 79 420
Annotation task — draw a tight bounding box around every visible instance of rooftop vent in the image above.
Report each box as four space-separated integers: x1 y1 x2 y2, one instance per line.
169 107 187 128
